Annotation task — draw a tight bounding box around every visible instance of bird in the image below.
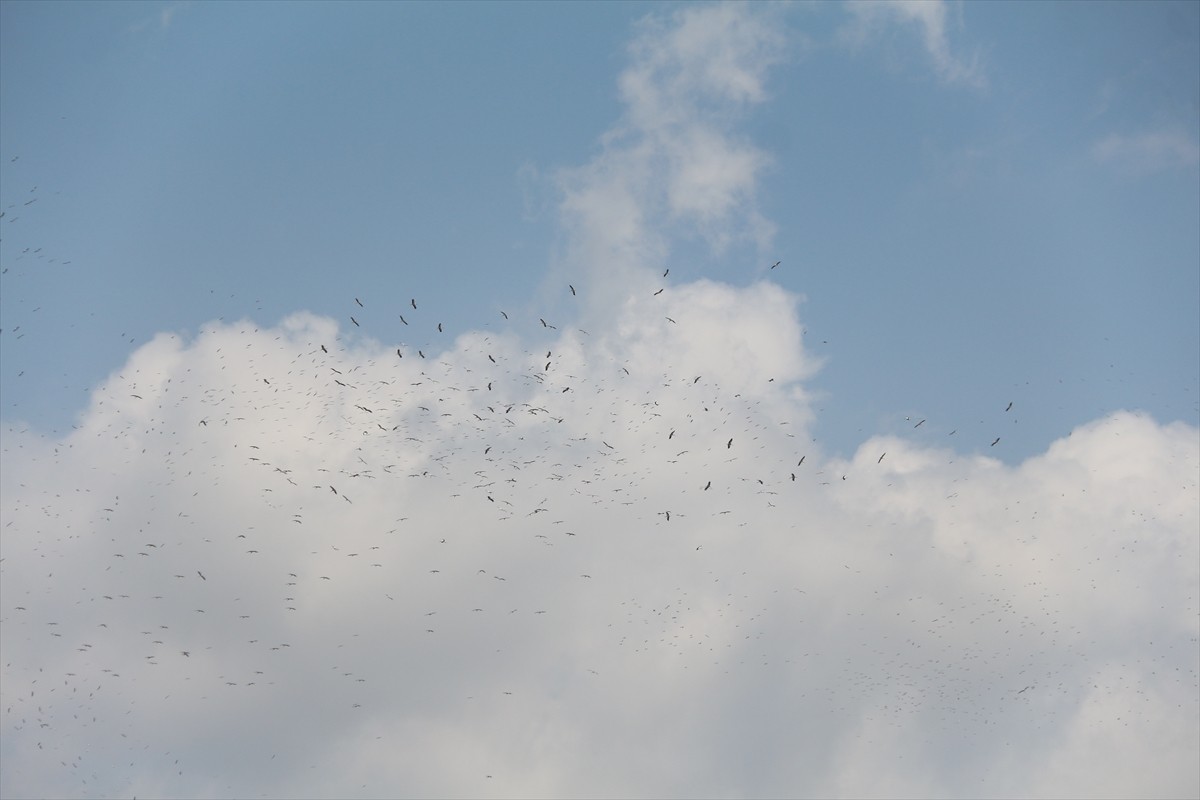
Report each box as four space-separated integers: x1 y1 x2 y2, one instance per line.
991 437 1001 446
355 298 363 307
569 284 576 296
653 288 664 296
878 452 886 463
727 438 733 449
438 323 443 332
703 481 711 490
196 571 206 581
770 261 781 269
399 314 408 325
1005 402 1013 412
350 317 359 327
411 299 417 309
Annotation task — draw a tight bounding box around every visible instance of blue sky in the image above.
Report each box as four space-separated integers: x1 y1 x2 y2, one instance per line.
2 3 1197 799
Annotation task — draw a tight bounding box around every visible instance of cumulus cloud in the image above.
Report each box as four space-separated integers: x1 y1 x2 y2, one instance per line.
3 5 1197 800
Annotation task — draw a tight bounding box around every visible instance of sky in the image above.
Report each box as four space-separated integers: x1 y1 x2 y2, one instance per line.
0 2 1197 799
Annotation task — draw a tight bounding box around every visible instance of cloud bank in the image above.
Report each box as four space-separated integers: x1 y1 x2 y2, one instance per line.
2 5 1196 800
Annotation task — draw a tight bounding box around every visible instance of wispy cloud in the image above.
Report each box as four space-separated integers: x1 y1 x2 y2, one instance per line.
127 1 190 35
841 0 986 89
1091 128 1200 174
553 3 786 308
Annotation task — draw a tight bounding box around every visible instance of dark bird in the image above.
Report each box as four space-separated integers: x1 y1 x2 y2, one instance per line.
411 299 417 309
703 481 711 490
418 350 425 358
501 311 508 319
991 437 1001 447
321 344 328 353
438 323 443 332
663 268 669 277
351 316 360 327
397 349 403 358
181 651 190 657
878 452 886 463
196 571 206 581
770 261 781 269
798 456 805 465
399 314 408 325
540 318 549 327
1005 402 1013 412
727 438 733 449
488 355 496 363
569 284 576 296
913 419 925 428
653 288 664 296
355 298 363 307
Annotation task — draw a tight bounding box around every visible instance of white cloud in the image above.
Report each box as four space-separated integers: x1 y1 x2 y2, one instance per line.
1091 128 1200 174
553 3 785 312
841 0 986 89
2 310 1195 799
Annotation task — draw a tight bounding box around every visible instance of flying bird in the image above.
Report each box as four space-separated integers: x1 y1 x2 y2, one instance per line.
991 437 1001 446
399 314 408 325
196 571 206 581
569 284 576 296
770 261 781 269
355 298 363 307
878 452 886 463
727 438 733 449
350 316 359 327
411 299 417 309
1006 402 1013 412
